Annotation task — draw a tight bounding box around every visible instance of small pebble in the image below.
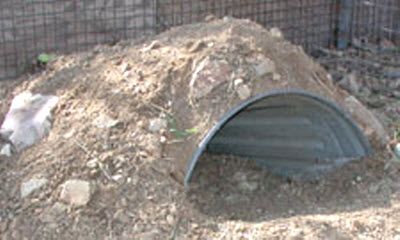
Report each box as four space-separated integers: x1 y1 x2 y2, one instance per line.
236 84 252 100
148 118 168 133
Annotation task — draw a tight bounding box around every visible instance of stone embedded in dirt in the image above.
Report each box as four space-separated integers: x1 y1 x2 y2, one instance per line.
120 62 131 73
166 214 174 226
40 202 67 223
142 40 162 52
0 144 12 157
21 178 48 198
60 180 92 206
111 174 124 184
252 57 276 77
233 78 244 87
190 57 232 99
238 180 258 192
272 73 282 81
187 40 207 53
339 72 360 94
113 209 130 223
148 118 167 133
86 159 98 169
236 84 252 100
343 96 389 146
204 14 216 22
93 113 119 129
269 27 283 38
233 171 258 192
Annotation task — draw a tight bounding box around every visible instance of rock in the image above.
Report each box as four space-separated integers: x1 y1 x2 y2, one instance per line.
113 209 130 223
234 172 258 192
93 114 119 129
166 214 174 225
0 144 12 157
236 84 252 100
395 143 400 159
272 73 281 81
60 180 92 206
233 78 244 87
40 202 67 223
223 16 232 22
148 118 167 133
190 57 232 99
112 174 124 184
238 180 258 192
120 62 131 73
269 27 283 38
187 40 207 53
204 14 216 22
1 92 59 151
355 176 362 182
344 96 389 146
160 135 167 144
21 178 48 198
339 72 360 94
142 41 161 52
0 129 12 142
86 159 98 169
253 58 276 77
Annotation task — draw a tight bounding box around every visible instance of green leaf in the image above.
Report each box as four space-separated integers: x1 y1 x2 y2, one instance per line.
37 53 56 64
185 128 199 134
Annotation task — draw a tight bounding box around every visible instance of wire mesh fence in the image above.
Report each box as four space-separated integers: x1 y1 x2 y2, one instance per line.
0 0 156 80
156 0 339 49
352 0 400 42
0 0 399 80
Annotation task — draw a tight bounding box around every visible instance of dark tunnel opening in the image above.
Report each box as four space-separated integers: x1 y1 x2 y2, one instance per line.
184 90 372 186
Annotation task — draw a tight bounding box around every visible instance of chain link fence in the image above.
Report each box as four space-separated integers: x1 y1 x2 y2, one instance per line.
0 0 399 80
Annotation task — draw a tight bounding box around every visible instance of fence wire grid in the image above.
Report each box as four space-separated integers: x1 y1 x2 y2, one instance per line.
0 0 399 80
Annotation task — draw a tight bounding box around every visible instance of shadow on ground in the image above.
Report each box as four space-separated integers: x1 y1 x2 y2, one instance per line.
187 152 400 222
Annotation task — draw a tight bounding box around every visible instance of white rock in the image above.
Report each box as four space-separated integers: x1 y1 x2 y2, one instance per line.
253 58 276 77
395 143 400 159
339 72 360 94
112 174 124 183
236 84 252 100
238 181 258 192
93 114 119 129
120 62 131 73
233 78 244 88
272 73 282 81
223 16 232 22
270 27 283 38
21 178 48 198
86 159 98 169
148 118 167 133
1 92 59 151
0 144 12 157
142 40 161 52
60 180 92 206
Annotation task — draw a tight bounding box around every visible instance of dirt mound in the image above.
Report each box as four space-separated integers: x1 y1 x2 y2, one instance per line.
0 18 394 239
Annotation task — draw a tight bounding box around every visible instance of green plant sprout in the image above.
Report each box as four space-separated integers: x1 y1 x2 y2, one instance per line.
37 53 56 64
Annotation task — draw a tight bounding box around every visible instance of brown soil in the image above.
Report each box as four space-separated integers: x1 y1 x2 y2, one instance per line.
0 18 399 239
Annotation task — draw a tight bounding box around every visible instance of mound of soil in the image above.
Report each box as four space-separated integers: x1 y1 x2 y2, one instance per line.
0 18 397 239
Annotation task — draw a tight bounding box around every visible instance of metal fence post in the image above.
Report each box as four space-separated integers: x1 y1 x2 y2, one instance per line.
337 0 354 49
